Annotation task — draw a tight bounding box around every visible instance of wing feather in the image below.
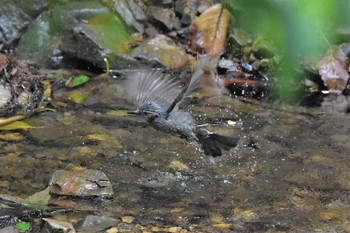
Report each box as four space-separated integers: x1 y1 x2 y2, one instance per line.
124 71 182 109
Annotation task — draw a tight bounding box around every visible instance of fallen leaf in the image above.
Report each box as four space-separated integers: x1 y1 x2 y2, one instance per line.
190 4 231 56
212 223 232 229
0 121 38 131
42 80 52 99
0 115 26 125
66 90 85 104
65 75 90 88
317 43 350 91
16 221 32 232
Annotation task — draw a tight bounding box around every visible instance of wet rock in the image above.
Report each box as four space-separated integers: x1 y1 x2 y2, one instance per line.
130 34 188 69
115 0 147 33
17 1 134 70
60 26 136 70
76 215 120 233
175 0 200 26
0 0 48 47
0 80 11 109
49 169 114 197
108 223 143 232
148 6 181 31
137 170 173 188
0 5 30 47
0 226 17 233
42 218 76 233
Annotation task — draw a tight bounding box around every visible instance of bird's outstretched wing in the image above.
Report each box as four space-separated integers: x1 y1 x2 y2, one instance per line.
124 71 182 109
165 54 212 116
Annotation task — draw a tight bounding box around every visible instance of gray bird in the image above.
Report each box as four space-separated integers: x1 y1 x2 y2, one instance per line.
123 56 239 157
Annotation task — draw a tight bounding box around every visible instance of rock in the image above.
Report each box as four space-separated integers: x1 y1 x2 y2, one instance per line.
115 0 146 33
137 170 173 188
0 0 48 47
0 80 11 109
76 215 120 233
129 34 188 69
49 169 114 197
148 6 181 31
0 226 17 233
42 218 76 233
175 0 199 26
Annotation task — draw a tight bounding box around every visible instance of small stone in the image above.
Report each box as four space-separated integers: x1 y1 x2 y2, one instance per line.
106 227 118 233
0 133 24 141
168 226 183 233
76 215 119 232
211 213 225 224
121 216 134 223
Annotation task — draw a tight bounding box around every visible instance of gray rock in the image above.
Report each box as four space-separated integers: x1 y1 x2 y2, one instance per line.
76 215 120 233
115 0 145 33
148 6 181 31
0 226 17 233
0 0 48 46
49 169 114 197
0 4 31 46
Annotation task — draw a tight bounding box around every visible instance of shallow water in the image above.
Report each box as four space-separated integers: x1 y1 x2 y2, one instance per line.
0 78 349 232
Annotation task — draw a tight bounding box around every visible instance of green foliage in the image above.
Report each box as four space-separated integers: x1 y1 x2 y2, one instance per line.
65 75 90 88
16 221 31 232
222 0 347 101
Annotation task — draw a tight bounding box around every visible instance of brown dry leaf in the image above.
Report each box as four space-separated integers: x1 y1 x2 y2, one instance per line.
0 53 10 71
190 4 231 56
317 43 350 91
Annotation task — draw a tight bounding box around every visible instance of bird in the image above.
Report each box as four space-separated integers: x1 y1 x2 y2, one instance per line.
123 55 239 157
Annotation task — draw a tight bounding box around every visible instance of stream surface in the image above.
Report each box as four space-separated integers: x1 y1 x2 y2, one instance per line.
0 78 349 232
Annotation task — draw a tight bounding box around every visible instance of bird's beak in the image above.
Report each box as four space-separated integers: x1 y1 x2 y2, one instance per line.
127 109 140 115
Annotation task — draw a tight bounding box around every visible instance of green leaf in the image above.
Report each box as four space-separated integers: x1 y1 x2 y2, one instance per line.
16 221 31 232
0 121 38 131
65 75 90 88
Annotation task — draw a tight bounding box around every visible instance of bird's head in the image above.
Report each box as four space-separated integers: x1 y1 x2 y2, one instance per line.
128 101 166 121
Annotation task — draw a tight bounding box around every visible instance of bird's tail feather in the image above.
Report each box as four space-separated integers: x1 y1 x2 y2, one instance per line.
197 133 239 157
